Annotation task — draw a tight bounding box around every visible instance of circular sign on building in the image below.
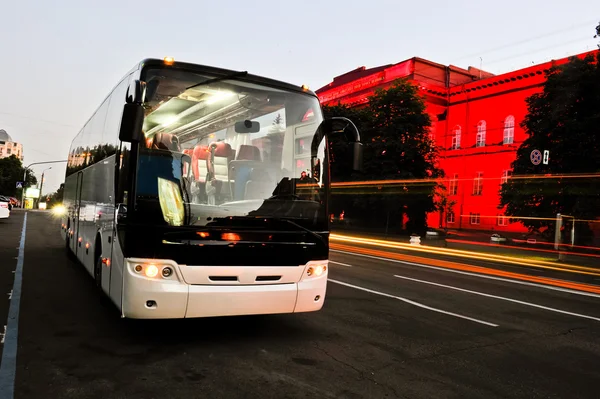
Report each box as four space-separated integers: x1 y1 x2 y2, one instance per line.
530 149 542 165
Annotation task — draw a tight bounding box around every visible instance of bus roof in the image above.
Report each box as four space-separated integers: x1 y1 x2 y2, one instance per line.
131 58 318 98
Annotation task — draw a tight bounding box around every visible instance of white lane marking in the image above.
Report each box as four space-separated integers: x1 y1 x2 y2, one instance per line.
0 326 5 344
6 291 11 300
329 261 352 268
328 278 498 327
394 274 600 323
331 249 600 299
0 212 27 398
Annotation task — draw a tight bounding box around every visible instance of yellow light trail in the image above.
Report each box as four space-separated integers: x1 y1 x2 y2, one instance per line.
330 172 600 188
331 242 600 295
330 233 600 276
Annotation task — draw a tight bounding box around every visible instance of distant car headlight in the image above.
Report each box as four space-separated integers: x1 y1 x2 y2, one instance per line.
52 205 66 216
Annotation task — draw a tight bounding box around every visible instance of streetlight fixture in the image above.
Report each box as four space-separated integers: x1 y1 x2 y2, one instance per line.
21 160 67 208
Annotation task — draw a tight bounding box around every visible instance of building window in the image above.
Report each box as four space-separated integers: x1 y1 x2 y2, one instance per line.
6 148 11 155
447 211 455 224
451 125 461 150
449 173 458 195
503 115 515 144
501 169 512 184
497 215 508 226
470 213 481 225
476 120 486 147
472 172 483 195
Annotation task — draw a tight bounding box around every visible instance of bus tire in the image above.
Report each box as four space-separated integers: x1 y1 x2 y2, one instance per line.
65 230 75 260
94 253 102 289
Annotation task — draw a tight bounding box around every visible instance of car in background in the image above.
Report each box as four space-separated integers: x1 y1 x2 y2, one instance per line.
0 198 10 219
0 195 13 210
490 233 509 243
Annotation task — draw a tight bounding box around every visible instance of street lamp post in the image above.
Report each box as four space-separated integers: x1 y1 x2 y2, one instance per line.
21 160 68 208
38 167 52 208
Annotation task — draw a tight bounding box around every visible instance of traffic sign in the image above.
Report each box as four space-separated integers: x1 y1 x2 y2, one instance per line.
16 181 23 189
543 150 549 165
530 149 542 165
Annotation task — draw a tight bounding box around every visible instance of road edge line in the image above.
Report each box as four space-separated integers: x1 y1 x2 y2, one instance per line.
0 212 27 399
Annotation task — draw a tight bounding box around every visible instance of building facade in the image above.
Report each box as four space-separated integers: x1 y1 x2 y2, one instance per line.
0 129 24 161
316 50 598 233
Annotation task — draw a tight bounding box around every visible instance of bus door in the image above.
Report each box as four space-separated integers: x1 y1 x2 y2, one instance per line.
74 171 84 256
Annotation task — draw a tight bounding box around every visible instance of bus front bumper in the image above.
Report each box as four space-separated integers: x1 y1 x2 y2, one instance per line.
121 260 328 319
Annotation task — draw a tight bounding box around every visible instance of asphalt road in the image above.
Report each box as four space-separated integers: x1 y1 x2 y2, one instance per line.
1 210 600 398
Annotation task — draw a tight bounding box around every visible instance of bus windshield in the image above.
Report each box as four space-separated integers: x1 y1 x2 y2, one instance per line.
135 67 327 231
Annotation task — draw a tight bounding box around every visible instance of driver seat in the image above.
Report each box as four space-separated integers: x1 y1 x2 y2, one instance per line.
152 133 181 152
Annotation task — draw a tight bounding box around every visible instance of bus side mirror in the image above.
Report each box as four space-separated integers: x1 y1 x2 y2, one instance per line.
119 104 144 143
314 117 363 172
351 142 363 172
115 204 127 224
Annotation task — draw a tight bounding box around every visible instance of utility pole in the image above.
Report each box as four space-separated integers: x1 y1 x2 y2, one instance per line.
21 160 67 208
38 167 52 208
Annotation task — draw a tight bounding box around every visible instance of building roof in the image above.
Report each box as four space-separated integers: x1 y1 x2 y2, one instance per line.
0 129 12 142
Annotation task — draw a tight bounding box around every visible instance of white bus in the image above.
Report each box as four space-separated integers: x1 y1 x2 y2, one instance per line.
60 57 361 319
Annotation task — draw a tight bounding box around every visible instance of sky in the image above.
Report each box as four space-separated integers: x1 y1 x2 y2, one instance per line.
1 0 598 193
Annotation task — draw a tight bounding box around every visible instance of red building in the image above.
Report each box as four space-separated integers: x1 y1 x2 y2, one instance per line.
317 50 598 233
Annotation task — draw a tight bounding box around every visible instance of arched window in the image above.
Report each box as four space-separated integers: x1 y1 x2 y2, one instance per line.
451 125 461 150
476 120 486 147
503 115 514 144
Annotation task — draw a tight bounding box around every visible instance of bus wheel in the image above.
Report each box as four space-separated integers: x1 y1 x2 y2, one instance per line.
65 232 75 260
94 255 102 289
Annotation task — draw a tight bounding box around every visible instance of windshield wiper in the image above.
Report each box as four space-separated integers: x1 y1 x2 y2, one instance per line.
274 218 327 247
186 71 248 91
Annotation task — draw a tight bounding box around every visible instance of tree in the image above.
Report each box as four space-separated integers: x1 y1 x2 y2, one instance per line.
499 52 600 242
45 183 64 206
0 155 37 198
595 21 600 48
324 79 443 234
262 113 285 163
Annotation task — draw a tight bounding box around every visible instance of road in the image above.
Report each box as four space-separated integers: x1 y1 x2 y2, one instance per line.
1 211 600 398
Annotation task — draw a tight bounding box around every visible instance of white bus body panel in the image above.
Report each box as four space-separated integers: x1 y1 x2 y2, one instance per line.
121 259 328 319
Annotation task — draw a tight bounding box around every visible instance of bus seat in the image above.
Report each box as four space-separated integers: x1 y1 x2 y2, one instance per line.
191 145 209 204
182 148 193 177
211 142 233 182
152 133 181 152
230 145 262 200
192 145 209 183
245 168 275 200
236 145 261 161
206 142 233 203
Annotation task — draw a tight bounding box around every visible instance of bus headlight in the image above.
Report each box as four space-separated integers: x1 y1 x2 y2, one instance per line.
305 261 328 278
145 265 159 278
162 267 173 278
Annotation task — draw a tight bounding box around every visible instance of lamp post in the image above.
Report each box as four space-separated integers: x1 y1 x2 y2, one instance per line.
38 167 52 208
21 160 67 208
